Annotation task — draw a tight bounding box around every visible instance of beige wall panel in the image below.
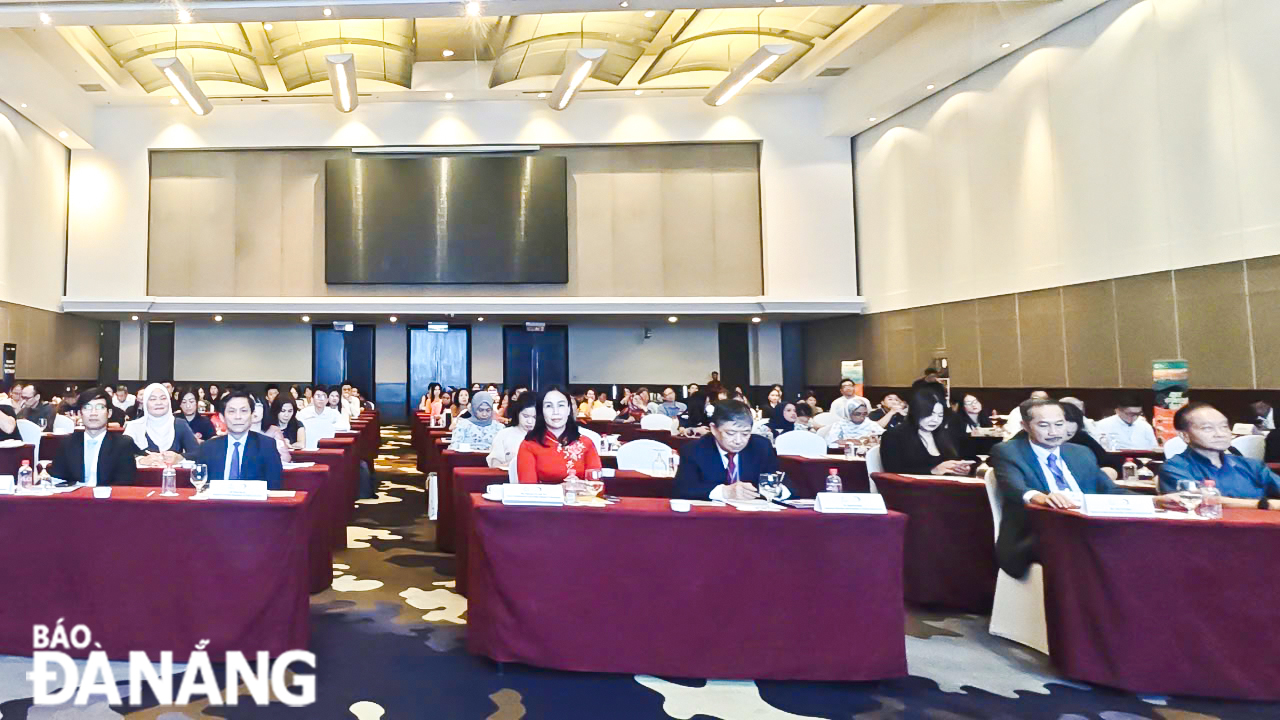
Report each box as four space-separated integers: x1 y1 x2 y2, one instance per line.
912 306 944 377
569 172 613 297
712 170 764 295
1246 256 1280 389
1062 280 1120 387
976 295 1020 387
1017 288 1067 387
940 300 980 386
661 170 715 295
1113 271 1178 387
882 311 916 386
0 301 100 380
233 153 284 293
1174 262 1253 389
280 152 329 296
609 172 663 295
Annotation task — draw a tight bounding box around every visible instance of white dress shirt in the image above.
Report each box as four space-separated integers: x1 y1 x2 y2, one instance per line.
297 405 350 432
1094 414 1158 450
223 432 249 480
1023 442 1083 502
1003 406 1024 440
829 396 857 421
82 430 106 487
706 443 790 502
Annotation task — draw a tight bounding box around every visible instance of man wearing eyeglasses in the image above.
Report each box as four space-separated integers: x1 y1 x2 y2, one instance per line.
49 388 138 487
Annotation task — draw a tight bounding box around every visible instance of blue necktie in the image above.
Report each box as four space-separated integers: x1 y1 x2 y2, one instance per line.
229 441 242 480
1046 452 1070 492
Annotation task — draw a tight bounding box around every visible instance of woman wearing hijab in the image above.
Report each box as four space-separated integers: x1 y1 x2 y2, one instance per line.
124 383 201 464
828 396 886 445
765 401 798 438
449 391 502 450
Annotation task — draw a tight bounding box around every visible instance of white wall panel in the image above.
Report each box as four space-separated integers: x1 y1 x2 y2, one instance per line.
0 99 67 312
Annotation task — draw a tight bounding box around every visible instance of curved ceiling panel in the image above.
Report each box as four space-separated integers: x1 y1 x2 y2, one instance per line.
415 17 502 62
489 11 671 87
94 23 266 92
266 19 415 91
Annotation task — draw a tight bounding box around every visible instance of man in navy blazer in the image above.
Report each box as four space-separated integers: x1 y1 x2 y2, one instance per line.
49 389 137 487
674 400 782 501
991 399 1130 578
197 390 283 490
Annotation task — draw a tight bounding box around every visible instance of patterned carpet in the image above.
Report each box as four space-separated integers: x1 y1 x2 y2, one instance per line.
1 425 1276 719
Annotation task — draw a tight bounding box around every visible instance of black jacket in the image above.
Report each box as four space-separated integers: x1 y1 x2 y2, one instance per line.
49 430 138 487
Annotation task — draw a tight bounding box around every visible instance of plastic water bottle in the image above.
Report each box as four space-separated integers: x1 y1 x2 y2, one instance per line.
825 468 843 493
161 462 177 496
1122 458 1138 482
1197 480 1222 519
17 460 33 492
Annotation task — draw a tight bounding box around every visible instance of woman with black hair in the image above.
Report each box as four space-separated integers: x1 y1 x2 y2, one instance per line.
515 386 603 484
880 389 971 476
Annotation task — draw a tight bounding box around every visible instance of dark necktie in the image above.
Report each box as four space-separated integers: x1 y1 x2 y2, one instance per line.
230 441 242 480
1046 452 1070 492
725 452 738 485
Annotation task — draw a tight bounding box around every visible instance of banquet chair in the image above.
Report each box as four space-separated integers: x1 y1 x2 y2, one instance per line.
811 412 837 429
15 419 42 457
864 445 882 493
816 424 834 440
615 439 673 473
775 430 826 458
640 414 675 432
1230 434 1265 461
590 406 616 421
983 468 1049 655
52 414 75 434
301 417 336 450
578 426 603 450
1162 436 1186 459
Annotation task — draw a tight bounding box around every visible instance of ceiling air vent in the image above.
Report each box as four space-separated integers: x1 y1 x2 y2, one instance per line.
816 67 849 78
79 83 106 92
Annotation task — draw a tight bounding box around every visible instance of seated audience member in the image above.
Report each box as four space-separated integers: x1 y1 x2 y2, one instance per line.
1059 397 1099 439
1094 394 1158 450
1061 401 1118 479
16 383 55 430
438 393 455 427
829 379 859 419
266 395 306 451
618 387 650 422
655 387 687 419
686 383 700 400
450 392 502 451
0 399 21 441
449 388 473 430
0 387 11 408
828 395 885 445
124 383 200 465
673 400 787 501
793 402 816 431
111 384 136 416
1161 403 1280 506
516 387 603 483
765 401 797 438
341 384 363 419
48 389 137 487
803 390 822 414
1002 390 1050 439
869 393 908 431
207 384 222 410
992 399 1130 578
958 394 992 431
197 391 283 490
297 386 351 432
419 383 443 416
577 388 599 416
197 387 210 412
880 390 969 476
264 384 280 408
177 389 215 442
1245 400 1274 432
494 391 510 423
760 385 783 419
487 393 537 470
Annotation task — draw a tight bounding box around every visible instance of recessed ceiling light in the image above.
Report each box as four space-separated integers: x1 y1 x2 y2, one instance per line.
868 117 876 122
667 316 678 323
170 98 180 105
644 10 655 17
477 316 484 322
58 131 68 139
39 12 51 24
634 89 643 95
301 315 310 322
213 315 223 322
465 1 481 17
264 22 273 31
389 316 398 323
751 316 761 323
178 9 192 23
444 92 454 100
537 92 547 99
619 1 629 6
926 84 935 90
1001 42 1011 49
20 103 27 108
442 49 454 57
323 7 332 16
130 315 139 321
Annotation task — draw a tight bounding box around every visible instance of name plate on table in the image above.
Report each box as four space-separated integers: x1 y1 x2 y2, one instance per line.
0 475 12 495
456 443 472 453
501 485 564 507
1081 494 1156 518
206 480 269 501
815 493 887 514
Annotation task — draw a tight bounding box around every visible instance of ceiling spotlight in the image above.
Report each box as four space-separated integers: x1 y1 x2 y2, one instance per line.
465 1 481 17
20 103 27 108
477 317 484 321
178 9 192 23
667 316 678 323
537 92 547 99
131 315 139 321
444 92 454 100
644 9 656 17
442 49 455 57
213 315 223 322
325 53 358 113
389 316 398 323
549 48 606 111
58 131 68 139
264 22 273 31
39 12 51 24
868 117 877 122
619 1 629 6
323 7 332 16
926 84 935 90
634 89 643 95
704 44 787 107
751 316 761 323
170 98 180 105
1001 42 1011 49
301 315 310 322
152 57 213 116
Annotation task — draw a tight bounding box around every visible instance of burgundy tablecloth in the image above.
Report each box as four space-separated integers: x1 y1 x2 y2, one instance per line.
779 455 870 497
1031 507 1280 700
872 473 996 612
0 486 311 661
37 433 71 464
0 444 35 477
136 465 335 592
1103 449 1164 463
452 467 676 595
467 496 907 681
293 446 359 529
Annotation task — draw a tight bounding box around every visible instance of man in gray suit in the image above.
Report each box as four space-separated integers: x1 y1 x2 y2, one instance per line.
991 398 1130 578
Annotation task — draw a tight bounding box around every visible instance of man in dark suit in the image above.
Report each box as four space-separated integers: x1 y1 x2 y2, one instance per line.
991 398 1130 579
49 389 137 487
674 400 783 501
197 390 283 490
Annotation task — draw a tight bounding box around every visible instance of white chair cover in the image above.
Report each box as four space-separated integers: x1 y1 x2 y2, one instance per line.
578 426 603 450
1230 434 1265 461
590 406 616 421
615 439 673 473
639 414 675 432
983 468 1050 654
864 445 884 474
300 417 336 450
17 419 42 462
816 424 834 440
1162 436 1187 459
775 430 827 458
811 412 838 429
52 415 75 434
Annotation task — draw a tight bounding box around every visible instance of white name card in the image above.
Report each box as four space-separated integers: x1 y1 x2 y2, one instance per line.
501 484 564 506
601 468 616 478
456 443 473 453
0 475 13 495
815 492 887 514
207 479 269 501
1081 494 1156 518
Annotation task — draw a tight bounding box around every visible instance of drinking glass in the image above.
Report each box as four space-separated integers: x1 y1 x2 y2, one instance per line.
584 468 605 498
757 473 781 503
1137 457 1155 480
190 464 209 497
1175 479 1201 514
